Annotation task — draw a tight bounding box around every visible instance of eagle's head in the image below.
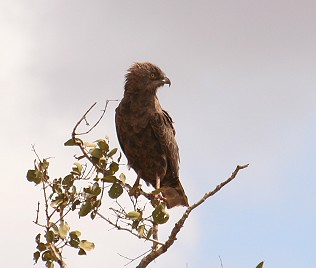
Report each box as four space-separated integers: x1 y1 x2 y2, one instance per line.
124 62 171 94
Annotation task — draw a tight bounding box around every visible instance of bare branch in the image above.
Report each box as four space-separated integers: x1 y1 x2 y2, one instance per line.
136 164 249 268
118 249 151 266
35 202 40 224
73 100 119 136
31 144 41 162
219 255 224 268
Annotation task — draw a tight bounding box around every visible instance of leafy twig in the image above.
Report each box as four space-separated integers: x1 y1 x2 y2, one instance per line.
96 211 164 246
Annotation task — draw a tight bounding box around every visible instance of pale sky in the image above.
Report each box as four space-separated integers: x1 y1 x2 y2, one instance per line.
1 0 316 267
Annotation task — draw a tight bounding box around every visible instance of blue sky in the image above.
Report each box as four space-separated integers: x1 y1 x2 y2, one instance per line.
1 0 316 267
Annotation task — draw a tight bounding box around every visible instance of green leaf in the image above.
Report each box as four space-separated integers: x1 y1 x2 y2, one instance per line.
49 222 59 234
90 210 97 220
76 155 85 160
99 157 107 166
97 139 109 151
126 211 141 220
152 203 169 224
35 233 41 244
119 173 126 184
107 148 117 158
26 169 41 184
256 261 264 268
69 231 80 248
50 197 63 208
137 225 145 238
94 199 101 208
40 159 49 170
69 238 79 248
83 141 97 147
108 182 123 199
71 169 80 176
109 162 119 174
91 182 101 196
45 230 55 243
89 148 103 159
71 199 81 211
64 138 82 146
132 220 140 229
79 240 95 251
70 230 81 238
46 261 54 268
62 174 74 189
102 175 117 183
146 228 153 240
79 202 92 217
74 162 83 173
33 251 40 264
36 242 47 252
59 222 70 239
41 250 52 261
78 248 86 255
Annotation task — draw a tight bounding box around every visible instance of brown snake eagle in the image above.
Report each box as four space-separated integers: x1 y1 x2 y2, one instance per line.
115 62 189 208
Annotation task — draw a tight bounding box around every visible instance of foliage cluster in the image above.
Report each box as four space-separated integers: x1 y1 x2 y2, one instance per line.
27 132 169 267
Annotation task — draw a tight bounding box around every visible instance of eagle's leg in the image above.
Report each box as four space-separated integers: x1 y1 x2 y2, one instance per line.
152 176 160 251
133 175 141 188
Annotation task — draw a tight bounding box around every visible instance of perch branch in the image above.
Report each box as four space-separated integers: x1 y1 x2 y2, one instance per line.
136 164 249 268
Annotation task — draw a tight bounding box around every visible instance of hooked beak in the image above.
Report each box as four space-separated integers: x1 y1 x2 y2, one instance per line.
162 76 171 87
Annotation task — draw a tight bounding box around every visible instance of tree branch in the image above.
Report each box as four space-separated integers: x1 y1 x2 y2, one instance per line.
136 164 249 268
73 100 119 136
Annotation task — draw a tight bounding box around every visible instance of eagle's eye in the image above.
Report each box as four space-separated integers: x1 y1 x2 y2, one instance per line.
150 73 157 79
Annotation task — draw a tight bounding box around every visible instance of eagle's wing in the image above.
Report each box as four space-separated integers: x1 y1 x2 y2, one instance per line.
150 109 179 182
150 109 189 208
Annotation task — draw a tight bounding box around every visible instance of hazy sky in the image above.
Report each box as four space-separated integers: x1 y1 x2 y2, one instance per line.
1 0 316 267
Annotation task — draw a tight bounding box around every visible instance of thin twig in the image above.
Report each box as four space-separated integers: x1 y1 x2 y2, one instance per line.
31 144 41 162
118 249 152 266
75 100 119 136
96 211 164 246
35 202 40 224
219 255 224 268
42 181 50 226
72 102 97 137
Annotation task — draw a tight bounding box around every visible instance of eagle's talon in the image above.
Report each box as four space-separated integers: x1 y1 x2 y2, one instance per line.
149 192 167 207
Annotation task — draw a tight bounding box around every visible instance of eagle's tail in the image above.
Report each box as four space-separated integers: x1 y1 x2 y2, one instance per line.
161 180 189 209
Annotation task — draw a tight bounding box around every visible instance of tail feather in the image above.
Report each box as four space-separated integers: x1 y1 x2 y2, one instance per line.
161 182 189 209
